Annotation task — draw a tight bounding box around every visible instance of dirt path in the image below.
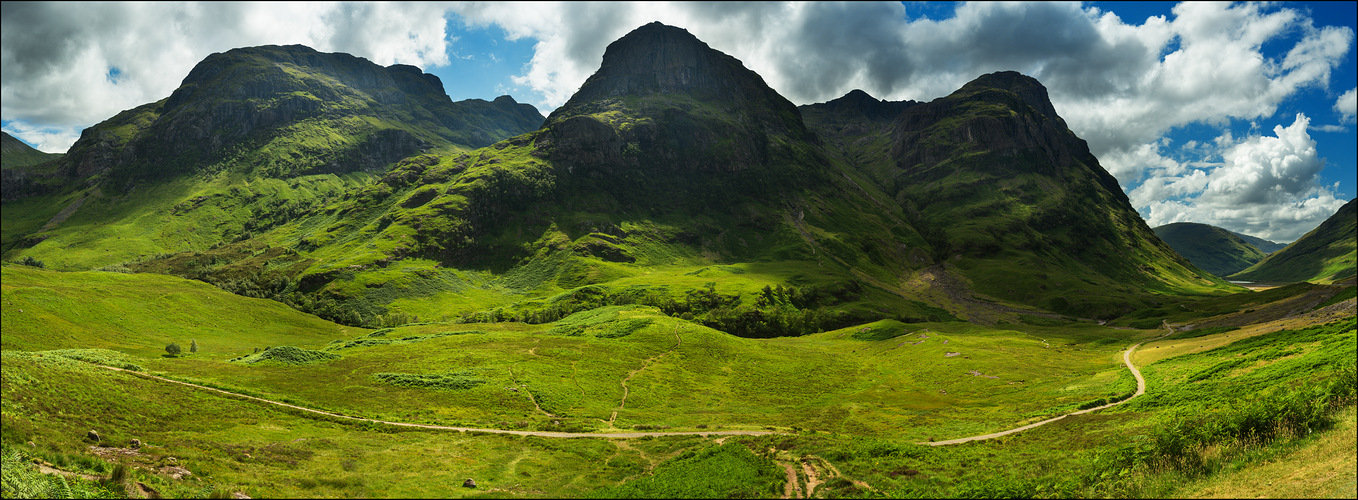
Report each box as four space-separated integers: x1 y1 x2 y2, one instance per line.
508 365 556 417
94 365 777 439
919 331 1166 446
609 325 683 427
781 462 801 499
36 463 102 481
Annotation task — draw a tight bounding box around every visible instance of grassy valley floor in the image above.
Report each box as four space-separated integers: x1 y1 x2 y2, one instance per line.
1 265 1354 498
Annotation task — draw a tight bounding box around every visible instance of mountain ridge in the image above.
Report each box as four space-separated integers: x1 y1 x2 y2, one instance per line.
5 23 1236 328
1152 222 1269 277
1230 198 1357 284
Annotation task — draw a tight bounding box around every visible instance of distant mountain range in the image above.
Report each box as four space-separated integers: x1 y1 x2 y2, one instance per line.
1 22 1287 332
1152 222 1277 277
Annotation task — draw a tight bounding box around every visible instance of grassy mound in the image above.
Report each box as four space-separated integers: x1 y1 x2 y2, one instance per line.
233 346 339 365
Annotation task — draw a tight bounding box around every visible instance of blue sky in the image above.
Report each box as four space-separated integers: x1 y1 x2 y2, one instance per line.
2 1 1355 242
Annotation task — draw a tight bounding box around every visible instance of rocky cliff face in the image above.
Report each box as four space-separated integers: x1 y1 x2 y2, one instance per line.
892 71 1114 191
543 22 817 185
880 71 1215 317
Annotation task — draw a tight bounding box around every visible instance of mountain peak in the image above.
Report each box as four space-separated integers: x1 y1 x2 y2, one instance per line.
803 89 918 122
953 71 1059 121
544 22 814 177
551 22 788 117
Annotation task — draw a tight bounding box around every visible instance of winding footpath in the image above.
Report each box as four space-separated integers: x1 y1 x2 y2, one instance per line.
919 328 1171 446
95 365 778 439
91 326 1167 444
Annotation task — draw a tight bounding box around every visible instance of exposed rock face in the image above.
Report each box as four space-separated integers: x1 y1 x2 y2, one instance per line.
541 22 824 209
893 71 1115 192
546 22 814 173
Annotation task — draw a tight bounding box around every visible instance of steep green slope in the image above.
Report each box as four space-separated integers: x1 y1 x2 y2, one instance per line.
120 23 946 334
1 45 544 269
0 131 61 168
803 79 1230 319
1152 222 1268 277
1231 198 1357 284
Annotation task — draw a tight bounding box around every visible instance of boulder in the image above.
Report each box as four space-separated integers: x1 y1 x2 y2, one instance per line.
87 430 100 442
130 438 142 448
463 478 477 488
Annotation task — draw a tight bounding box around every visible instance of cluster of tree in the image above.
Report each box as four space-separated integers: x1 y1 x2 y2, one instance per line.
165 339 198 357
459 280 873 338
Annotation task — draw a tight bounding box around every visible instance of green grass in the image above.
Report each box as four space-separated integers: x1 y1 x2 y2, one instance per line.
0 265 364 356
586 443 784 498
0 350 664 498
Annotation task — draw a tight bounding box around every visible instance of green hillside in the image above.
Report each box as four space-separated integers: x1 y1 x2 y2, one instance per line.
114 23 951 334
1231 198 1358 284
1 131 62 169
0 21 1353 500
1152 222 1268 277
2 261 1351 498
1 45 543 270
1 265 362 355
803 80 1228 319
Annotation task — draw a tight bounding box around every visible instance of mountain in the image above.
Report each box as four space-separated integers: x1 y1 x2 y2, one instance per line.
0 44 544 267
1230 199 1357 284
59 44 543 185
1233 231 1287 254
7 23 1236 331
126 23 947 333
802 78 1226 318
798 90 918 182
541 21 830 211
1 132 62 169
1152 222 1269 277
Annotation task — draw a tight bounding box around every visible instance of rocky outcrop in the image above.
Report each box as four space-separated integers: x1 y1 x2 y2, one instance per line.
545 22 815 175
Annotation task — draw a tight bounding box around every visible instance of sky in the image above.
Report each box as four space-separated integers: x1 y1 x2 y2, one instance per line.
2 1 1355 242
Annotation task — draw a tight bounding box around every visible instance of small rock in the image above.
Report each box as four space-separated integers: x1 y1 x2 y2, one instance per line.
231 493 251 499
130 438 142 449
87 430 100 442
26 441 35 448
166 457 177 464
137 482 162 499
463 478 477 488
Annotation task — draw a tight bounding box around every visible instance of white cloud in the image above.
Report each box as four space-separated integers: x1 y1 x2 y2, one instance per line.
1 121 81 154
1338 88 1357 122
1 1 452 152
1130 114 1346 241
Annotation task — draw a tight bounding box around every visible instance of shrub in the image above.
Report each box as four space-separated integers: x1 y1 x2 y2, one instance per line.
236 346 339 365
372 371 486 391
190 340 198 353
